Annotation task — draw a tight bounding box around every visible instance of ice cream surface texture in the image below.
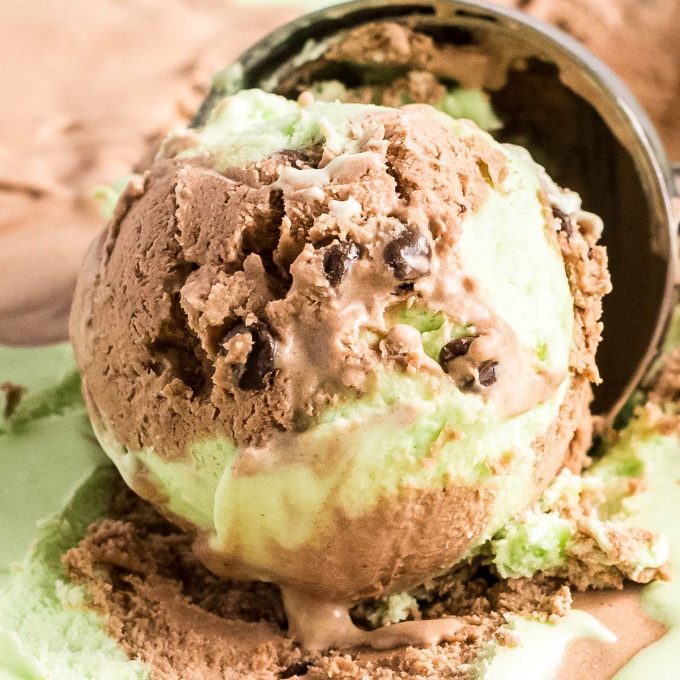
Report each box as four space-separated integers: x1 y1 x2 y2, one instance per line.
0 344 146 679
70 89 609 649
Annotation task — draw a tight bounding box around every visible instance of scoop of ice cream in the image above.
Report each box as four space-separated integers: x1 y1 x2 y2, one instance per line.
70 89 609 649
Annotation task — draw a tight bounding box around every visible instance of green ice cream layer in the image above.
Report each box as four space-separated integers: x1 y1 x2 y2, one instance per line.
165 89 378 170
467 404 680 679
308 79 502 131
469 611 617 680
0 345 105 581
0 345 149 680
488 462 669 581
107 371 567 566
598 416 680 679
0 467 148 680
163 88 502 175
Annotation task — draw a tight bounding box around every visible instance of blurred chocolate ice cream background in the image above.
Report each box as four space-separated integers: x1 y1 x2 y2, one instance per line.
0 0 678 346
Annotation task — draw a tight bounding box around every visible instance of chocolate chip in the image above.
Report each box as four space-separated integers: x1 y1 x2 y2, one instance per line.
396 282 414 294
478 360 498 387
149 361 165 377
280 661 311 678
439 337 475 368
221 323 276 390
383 229 431 280
313 236 336 249
323 240 360 287
552 206 573 236
221 323 249 346
277 149 310 168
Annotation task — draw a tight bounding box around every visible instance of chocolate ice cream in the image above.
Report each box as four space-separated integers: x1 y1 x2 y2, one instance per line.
69 80 615 650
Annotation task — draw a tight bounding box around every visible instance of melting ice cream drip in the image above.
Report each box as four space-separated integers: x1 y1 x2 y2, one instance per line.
282 588 464 652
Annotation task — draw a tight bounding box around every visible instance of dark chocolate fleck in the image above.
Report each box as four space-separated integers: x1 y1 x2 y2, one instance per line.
552 206 573 236
0 382 25 419
383 229 431 280
277 149 311 168
478 360 498 387
313 236 336 249
396 282 415 294
221 323 249 346
221 323 276 390
279 661 311 678
439 337 475 368
323 240 360 287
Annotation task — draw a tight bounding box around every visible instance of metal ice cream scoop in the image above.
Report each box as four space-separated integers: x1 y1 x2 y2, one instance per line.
199 0 679 420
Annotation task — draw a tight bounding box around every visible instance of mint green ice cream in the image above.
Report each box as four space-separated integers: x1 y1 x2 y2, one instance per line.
0 345 149 680
470 400 680 680
0 345 103 583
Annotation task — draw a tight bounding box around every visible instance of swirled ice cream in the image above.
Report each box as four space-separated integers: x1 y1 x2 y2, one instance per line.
69 88 610 649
